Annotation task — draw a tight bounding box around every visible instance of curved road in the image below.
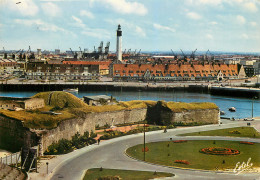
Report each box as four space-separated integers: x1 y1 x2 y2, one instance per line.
50 121 260 180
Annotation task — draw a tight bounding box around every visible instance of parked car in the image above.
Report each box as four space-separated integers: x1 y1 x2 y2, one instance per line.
244 118 254 121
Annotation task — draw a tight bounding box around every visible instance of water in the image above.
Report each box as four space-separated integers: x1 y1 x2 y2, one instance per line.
0 91 259 119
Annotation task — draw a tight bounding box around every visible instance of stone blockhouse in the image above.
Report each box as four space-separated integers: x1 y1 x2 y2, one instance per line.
0 97 45 110
83 95 114 106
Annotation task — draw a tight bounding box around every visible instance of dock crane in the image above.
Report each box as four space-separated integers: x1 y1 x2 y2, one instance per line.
134 49 137 55
123 49 127 55
180 49 187 61
127 48 131 54
171 49 178 60
190 48 197 60
70 48 77 59
137 49 141 55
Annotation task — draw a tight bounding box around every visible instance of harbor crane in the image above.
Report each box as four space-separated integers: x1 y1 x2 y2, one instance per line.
127 49 131 54
180 49 187 61
70 48 77 59
123 49 127 55
171 49 178 60
190 48 197 60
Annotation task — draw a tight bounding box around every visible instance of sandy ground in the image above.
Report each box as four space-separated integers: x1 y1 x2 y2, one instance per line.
0 149 11 158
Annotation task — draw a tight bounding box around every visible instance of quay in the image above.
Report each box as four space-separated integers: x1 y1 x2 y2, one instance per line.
0 81 259 98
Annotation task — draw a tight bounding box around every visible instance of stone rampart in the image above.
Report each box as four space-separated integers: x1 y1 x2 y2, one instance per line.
0 103 219 154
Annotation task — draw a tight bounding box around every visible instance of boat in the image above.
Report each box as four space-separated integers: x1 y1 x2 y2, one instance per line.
228 107 236 112
220 111 225 115
63 88 78 92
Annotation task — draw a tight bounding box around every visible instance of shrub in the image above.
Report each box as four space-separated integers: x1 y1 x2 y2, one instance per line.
44 131 96 155
229 130 241 134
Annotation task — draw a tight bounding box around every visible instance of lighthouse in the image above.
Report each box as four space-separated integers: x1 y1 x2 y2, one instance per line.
116 24 122 61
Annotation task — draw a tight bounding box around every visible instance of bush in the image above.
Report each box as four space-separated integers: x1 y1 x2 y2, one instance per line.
44 131 96 155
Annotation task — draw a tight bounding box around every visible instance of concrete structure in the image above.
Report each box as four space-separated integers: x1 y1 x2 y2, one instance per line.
83 95 113 106
116 24 122 62
0 97 45 110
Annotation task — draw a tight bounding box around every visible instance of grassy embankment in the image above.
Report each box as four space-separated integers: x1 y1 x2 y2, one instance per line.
0 91 218 129
126 140 260 171
178 127 260 138
83 168 174 180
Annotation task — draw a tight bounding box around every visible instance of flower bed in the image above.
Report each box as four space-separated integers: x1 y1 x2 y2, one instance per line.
142 147 149 152
174 160 190 165
240 141 254 145
200 147 240 155
172 140 187 143
229 130 241 134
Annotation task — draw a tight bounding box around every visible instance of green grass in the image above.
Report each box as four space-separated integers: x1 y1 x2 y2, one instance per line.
83 168 174 180
162 101 218 112
126 140 260 171
178 127 260 138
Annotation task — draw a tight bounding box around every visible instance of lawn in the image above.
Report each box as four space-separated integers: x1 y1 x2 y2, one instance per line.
83 168 174 180
178 127 260 138
126 140 260 171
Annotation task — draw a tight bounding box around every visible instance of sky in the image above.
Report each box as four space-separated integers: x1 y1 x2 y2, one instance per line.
0 0 260 53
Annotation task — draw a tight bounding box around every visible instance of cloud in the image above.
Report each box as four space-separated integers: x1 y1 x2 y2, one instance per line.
153 23 175 33
71 16 110 39
106 18 146 37
72 16 86 28
205 34 213 39
236 15 246 25
243 2 258 12
81 29 111 39
135 26 146 37
7 0 39 16
41 2 62 17
250 21 257 27
241 33 249 39
14 19 73 35
209 21 218 25
99 0 148 16
186 0 223 6
186 12 201 20
80 10 94 19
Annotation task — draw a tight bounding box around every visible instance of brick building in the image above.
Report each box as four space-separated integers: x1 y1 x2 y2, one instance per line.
112 64 245 81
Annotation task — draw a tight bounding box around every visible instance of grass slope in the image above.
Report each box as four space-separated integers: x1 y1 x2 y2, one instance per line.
178 127 260 138
126 140 260 170
164 101 218 112
83 168 174 180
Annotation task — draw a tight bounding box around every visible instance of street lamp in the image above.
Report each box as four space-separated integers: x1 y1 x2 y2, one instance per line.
143 121 146 161
46 162 49 174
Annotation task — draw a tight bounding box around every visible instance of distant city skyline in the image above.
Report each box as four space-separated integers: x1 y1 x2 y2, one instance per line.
0 0 260 52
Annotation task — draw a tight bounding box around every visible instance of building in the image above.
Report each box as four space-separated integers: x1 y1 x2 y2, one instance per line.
112 64 245 81
63 61 110 76
83 95 114 106
0 97 45 110
25 62 99 80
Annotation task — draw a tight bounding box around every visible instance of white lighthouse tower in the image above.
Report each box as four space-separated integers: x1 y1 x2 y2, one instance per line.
116 24 122 62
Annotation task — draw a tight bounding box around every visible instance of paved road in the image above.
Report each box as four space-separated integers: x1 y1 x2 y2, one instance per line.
47 121 260 180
